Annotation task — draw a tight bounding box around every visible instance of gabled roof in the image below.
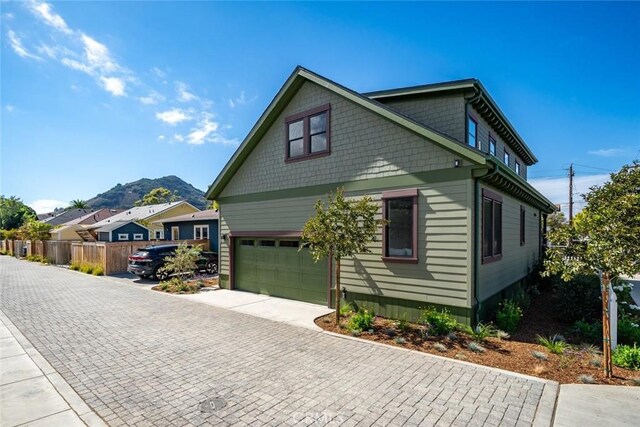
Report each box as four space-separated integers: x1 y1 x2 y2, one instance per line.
365 79 537 165
95 220 150 233
65 208 123 225
87 201 198 229
206 66 488 200
152 209 219 225
41 208 94 226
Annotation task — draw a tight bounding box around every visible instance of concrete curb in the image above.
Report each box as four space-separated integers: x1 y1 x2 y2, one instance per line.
0 310 107 427
533 382 559 427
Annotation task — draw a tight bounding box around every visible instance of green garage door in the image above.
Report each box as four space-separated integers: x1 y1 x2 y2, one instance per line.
235 238 328 305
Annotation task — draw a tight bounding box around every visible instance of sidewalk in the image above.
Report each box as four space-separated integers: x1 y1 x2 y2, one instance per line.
0 311 106 427
553 384 640 426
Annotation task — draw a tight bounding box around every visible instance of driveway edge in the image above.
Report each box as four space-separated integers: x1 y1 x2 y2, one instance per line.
532 382 559 427
0 310 107 427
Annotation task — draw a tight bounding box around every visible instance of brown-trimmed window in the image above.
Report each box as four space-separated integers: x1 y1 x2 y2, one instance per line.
468 116 478 148
382 189 418 263
482 189 502 263
285 104 331 161
520 205 526 246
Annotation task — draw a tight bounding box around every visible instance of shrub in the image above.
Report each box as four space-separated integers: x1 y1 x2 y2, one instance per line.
553 274 600 323
339 302 355 317
612 344 640 370
160 243 202 279
537 334 568 355
348 308 375 332
446 332 458 341
532 351 548 361
69 261 81 271
395 312 410 332
589 357 602 367
496 299 523 334
155 277 200 294
394 337 406 345
618 316 640 346
569 320 602 345
467 342 486 353
495 330 511 340
419 307 458 336
462 322 495 342
92 264 104 276
578 374 596 384
26 254 48 264
433 343 448 352
80 264 93 274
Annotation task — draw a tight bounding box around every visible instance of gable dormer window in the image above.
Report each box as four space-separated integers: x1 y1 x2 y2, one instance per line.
285 104 331 162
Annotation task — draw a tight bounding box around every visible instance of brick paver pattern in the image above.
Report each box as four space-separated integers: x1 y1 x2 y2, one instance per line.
1 257 549 426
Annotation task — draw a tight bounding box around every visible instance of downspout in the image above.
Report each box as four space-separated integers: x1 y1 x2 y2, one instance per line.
473 161 499 324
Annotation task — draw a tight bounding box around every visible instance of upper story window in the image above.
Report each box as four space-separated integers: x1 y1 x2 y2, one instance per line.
482 189 502 263
515 161 521 175
503 150 510 166
285 104 331 162
489 136 496 156
382 188 418 263
467 117 478 148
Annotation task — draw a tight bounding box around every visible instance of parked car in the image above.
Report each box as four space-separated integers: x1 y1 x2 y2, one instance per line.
127 244 218 280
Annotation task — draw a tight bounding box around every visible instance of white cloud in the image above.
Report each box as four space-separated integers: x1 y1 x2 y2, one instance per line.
228 91 256 108
28 199 67 214
7 30 43 61
100 76 126 96
6 104 16 113
176 81 198 102
80 33 119 74
155 108 191 125
588 148 626 157
151 67 167 79
3 13 15 20
186 118 219 145
158 135 165 141
137 91 164 105
173 134 184 142
28 1 73 35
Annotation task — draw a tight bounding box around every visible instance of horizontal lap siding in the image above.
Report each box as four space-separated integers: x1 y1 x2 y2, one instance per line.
477 184 540 301
220 179 472 308
340 180 471 308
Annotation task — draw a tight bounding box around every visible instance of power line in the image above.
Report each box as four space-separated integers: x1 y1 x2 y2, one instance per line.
572 163 614 172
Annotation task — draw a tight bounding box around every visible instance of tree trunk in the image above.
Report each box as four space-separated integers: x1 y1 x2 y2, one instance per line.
602 271 612 378
335 257 341 325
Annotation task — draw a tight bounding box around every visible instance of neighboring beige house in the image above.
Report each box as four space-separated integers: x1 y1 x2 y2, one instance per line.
206 67 555 324
50 208 123 241
75 201 199 241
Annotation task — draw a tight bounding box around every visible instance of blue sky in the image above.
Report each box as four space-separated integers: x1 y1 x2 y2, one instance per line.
1 1 639 214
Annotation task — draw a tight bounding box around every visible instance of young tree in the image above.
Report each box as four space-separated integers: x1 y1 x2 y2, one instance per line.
0 196 36 230
301 188 384 323
544 161 640 377
135 187 179 206
160 243 202 279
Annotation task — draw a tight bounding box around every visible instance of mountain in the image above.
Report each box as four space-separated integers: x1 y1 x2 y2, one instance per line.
86 176 209 210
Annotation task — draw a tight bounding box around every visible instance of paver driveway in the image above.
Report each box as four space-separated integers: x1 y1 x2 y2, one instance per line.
0 257 555 426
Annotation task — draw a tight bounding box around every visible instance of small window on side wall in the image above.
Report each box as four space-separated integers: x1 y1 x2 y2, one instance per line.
468 117 478 148
285 104 331 161
482 189 502 263
489 136 496 156
382 189 418 263
515 161 521 176
503 150 510 166
118 233 129 241
133 233 144 241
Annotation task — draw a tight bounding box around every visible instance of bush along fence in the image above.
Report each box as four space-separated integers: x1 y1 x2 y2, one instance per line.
1 239 210 276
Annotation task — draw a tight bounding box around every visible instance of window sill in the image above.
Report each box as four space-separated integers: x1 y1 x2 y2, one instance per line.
482 254 503 264
285 150 331 163
382 256 418 264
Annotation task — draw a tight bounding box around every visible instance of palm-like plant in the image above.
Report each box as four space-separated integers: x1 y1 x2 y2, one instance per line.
69 199 89 209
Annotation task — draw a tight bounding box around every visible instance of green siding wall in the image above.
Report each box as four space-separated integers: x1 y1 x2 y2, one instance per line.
476 184 541 304
220 80 461 198
219 178 473 310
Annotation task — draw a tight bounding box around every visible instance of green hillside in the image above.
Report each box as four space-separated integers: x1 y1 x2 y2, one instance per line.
86 176 208 210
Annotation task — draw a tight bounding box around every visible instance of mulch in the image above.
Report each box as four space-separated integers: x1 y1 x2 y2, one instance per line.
315 291 639 385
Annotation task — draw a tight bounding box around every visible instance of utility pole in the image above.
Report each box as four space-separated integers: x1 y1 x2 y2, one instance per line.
568 163 574 224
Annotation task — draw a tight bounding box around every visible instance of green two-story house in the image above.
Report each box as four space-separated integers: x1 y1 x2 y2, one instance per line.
206 67 555 324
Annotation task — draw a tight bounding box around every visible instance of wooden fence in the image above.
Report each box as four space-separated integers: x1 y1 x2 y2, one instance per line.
1 239 73 265
71 240 210 275
2 239 209 275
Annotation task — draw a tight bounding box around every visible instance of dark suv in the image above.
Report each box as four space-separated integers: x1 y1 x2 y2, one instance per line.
127 244 218 280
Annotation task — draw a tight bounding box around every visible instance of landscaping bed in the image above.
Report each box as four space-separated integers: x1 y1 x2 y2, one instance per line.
152 275 219 294
316 289 640 386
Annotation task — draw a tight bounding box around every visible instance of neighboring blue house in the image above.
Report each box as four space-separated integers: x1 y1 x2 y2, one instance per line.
154 209 219 252
95 221 151 242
